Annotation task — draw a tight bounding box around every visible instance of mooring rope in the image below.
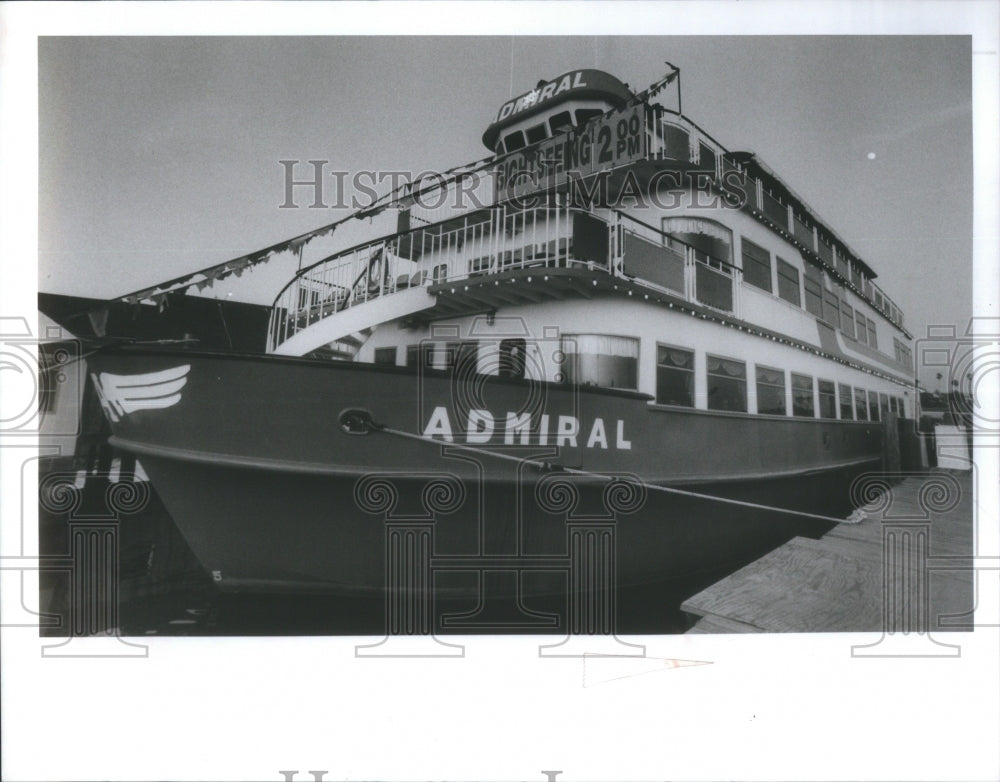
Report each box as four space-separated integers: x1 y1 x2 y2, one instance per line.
341 410 867 525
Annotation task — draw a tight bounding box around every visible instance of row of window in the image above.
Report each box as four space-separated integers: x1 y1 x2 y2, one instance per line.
656 345 905 420
384 336 638 388
376 339 531 379
376 338 905 423
741 237 881 349
749 182 904 329
499 108 606 154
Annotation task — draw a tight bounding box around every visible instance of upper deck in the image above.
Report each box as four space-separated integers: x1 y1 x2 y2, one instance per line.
267 69 911 376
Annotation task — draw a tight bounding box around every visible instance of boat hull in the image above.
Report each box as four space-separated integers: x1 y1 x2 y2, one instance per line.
87 347 884 597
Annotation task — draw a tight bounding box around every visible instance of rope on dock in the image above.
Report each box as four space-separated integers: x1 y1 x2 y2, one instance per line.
340 410 868 526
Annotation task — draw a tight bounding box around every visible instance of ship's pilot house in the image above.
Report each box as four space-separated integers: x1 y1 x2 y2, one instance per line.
482 69 634 155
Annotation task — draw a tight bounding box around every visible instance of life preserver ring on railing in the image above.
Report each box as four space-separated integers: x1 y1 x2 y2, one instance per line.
367 248 385 293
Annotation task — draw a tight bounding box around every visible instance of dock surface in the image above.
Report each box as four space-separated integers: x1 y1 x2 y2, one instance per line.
683 470 975 633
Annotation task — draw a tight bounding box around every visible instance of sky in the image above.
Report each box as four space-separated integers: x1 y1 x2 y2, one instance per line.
37 35 974 388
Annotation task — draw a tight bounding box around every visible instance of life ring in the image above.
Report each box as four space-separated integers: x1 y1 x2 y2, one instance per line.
367 250 385 293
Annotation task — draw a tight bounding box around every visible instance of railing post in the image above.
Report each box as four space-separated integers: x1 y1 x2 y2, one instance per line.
610 214 622 277
379 241 386 298
351 249 360 305
732 266 741 319
684 246 696 303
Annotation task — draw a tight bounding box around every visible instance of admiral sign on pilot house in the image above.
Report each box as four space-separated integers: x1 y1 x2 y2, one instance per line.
490 70 647 199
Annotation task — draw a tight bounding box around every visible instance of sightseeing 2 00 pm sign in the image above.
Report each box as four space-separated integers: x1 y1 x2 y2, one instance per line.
494 104 648 200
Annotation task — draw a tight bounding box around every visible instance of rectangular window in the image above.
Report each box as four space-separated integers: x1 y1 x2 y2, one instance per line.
374 347 397 365
855 312 868 345
776 259 801 306
498 338 527 379
694 252 734 312
850 262 862 289
893 339 912 366
503 130 525 152
575 108 604 126
879 393 890 419
792 213 813 248
866 318 878 350
707 354 747 412
854 388 868 421
563 335 639 390
698 142 716 173
656 346 694 407
761 189 787 227
833 249 849 279
823 290 840 327
804 276 823 318
755 365 786 415
818 380 837 419
868 390 880 421
839 383 854 420
549 110 573 134
741 238 772 293
525 123 548 144
817 236 834 265
840 301 855 338
791 373 814 417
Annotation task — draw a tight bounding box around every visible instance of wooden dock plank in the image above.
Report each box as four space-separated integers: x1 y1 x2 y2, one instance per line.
683 471 974 634
681 538 883 632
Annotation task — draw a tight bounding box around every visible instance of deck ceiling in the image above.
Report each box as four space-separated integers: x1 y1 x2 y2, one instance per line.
412 267 658 323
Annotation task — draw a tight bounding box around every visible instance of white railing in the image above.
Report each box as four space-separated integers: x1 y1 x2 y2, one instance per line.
616 211 741 318
268 201 587 352
267 197 752 353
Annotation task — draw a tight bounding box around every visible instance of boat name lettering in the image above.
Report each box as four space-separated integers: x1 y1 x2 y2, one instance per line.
422 406 631 450
496 71 589 122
